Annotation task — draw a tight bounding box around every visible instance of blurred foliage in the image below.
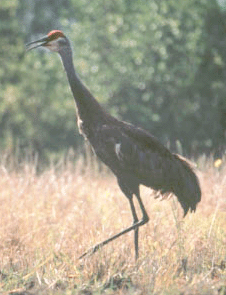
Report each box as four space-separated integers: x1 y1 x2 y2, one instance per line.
0 0 225 161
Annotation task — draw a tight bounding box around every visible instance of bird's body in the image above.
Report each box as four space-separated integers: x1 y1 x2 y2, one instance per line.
81 114 200 215
26 30 201 259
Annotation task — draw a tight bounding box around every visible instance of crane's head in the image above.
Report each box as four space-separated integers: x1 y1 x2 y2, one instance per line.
26 30 69 52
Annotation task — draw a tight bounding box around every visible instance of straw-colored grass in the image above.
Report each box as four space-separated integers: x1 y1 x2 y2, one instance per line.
0 153 226 294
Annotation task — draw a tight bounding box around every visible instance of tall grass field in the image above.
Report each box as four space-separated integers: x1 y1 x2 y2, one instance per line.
0 152 225 294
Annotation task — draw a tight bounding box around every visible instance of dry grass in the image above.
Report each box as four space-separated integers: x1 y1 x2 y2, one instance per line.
0 153 226 295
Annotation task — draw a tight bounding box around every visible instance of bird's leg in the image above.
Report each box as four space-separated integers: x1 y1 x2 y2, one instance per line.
79 191 149 260
78 217 146 260
135 190 149 224
128 197 139 260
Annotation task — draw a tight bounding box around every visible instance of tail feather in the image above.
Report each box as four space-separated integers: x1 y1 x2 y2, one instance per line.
170 154 201 216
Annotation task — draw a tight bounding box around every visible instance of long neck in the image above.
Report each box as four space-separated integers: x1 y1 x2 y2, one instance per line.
59 46 106 124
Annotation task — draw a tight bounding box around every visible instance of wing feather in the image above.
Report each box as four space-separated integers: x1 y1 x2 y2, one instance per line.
93 121 201 216
111 123 201 215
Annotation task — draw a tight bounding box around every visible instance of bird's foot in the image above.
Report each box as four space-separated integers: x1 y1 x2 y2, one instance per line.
78 243 102 259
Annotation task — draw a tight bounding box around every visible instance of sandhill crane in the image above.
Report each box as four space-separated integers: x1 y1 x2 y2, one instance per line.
26 30 201 260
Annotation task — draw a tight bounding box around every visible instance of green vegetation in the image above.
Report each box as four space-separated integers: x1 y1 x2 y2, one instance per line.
0 0 225 160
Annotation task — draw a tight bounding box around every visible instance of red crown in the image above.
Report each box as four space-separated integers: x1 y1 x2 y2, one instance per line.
47 30 65 40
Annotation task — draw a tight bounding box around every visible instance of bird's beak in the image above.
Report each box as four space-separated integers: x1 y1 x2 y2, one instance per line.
26 36 49 51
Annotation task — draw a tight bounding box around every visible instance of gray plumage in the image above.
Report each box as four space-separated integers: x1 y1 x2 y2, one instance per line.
26 30 201 259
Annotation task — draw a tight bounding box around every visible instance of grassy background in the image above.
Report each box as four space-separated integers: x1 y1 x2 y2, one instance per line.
0 153 226 295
